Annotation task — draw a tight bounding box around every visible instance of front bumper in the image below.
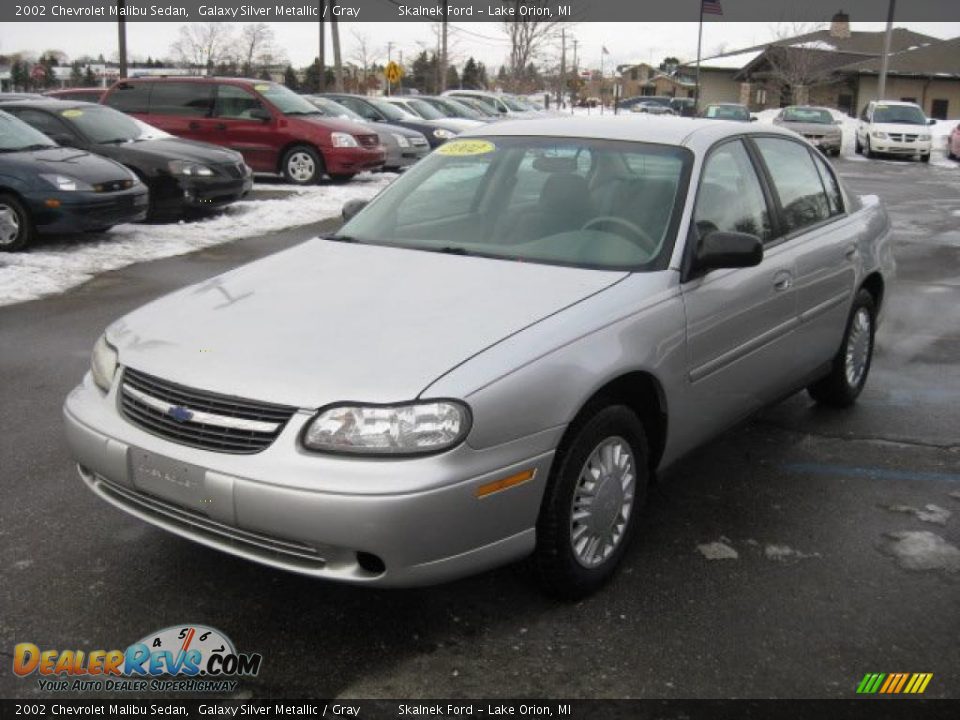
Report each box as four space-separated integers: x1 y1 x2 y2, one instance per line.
869 137 932 155
803 135 841 152
27 185 149 232
154 173 253 215
384 143 429 171
63 373 555 587
323 145 386 175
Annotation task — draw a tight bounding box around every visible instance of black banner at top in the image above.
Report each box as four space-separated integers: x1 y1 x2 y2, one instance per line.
3 0 960 23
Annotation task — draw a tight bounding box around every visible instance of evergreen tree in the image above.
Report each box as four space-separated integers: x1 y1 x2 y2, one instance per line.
259 67 272 81
83 66 97 86
69 61 83 87
445 65 460 90
282 65 298 91
461 57 480 89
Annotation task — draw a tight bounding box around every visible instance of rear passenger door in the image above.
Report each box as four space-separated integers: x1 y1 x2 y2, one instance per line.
750 137 857 376
678 139 799 446
145 82 215 143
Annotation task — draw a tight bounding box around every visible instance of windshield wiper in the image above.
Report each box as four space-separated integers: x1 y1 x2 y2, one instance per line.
428 246 474 256
320 234 359 243
285 110 322 117
7 144 55 152
100 137 134 144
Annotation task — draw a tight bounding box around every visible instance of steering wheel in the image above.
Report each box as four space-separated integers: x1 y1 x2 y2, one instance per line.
581 216 658 254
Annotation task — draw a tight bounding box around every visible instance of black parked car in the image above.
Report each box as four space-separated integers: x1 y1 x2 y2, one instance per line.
0 100 252 220
0 109 148 251
322 94 461 148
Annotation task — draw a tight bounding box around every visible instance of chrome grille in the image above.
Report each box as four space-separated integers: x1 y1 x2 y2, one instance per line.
357 134 380 148
888 133 918 142
120 367 296 454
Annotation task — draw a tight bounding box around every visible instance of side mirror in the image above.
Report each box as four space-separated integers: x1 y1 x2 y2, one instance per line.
249 108 272 122
927 118 936 126
341 198 368 222
694 231 763 272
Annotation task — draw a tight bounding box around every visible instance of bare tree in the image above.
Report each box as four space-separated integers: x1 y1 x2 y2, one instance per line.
764 22 835 103
500 1 566 88
170 23 234 73
349 29 374 92
239 23 276 73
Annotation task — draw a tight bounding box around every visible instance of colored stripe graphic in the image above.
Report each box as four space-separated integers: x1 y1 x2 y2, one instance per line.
857 673 933 694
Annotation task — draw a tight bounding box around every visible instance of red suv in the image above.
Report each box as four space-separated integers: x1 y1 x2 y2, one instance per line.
101 77 385 184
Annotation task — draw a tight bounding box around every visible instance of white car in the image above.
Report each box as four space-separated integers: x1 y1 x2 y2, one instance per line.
381 97 486 132
855 100 934 162
442 90 542 119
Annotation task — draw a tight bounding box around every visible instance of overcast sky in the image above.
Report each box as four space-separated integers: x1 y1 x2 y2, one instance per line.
2 21 959 73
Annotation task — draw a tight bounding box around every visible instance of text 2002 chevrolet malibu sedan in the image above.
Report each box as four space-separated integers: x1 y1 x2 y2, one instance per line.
64 117 893 598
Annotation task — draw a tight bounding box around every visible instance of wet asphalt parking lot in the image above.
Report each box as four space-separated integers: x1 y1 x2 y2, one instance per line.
1 156 958 701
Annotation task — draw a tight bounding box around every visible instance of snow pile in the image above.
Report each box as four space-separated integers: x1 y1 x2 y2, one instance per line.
764 545 821 562
697 538 739 560
885 503 953 526
881 531 960 573
0 173 395 307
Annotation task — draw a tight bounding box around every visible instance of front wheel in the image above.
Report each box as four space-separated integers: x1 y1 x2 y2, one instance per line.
808 288 876 408
863 137 874 159
533 405 649 600
281 145 323 185
0 193 33 252
920 153 930 163
854 135 863 154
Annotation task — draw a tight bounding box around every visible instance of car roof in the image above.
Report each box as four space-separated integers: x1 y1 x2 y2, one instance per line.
457 115 797 152
115 76 265 84
0 98 95 111
870 100 921 107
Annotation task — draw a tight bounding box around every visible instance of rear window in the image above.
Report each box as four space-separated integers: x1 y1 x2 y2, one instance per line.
105 82 152 113
149 82 213 117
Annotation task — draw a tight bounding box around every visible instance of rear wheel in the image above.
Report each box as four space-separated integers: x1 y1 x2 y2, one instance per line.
808 288 876 408
863 136 874 158
0 193 32 252
281 145 323 185
534 404 649 600
831 147 841 157
854 134 863 154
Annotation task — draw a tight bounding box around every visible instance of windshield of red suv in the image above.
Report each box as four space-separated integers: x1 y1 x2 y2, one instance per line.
255 83 321 116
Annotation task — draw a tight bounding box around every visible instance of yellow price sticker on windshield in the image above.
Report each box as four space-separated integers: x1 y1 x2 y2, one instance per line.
61 109 84 118
437 139 495 156
254 84 270 92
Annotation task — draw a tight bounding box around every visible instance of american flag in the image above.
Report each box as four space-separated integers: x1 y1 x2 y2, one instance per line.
702 0 723 15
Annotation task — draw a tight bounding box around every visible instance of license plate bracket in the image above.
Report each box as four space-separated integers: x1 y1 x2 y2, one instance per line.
130 448 207 511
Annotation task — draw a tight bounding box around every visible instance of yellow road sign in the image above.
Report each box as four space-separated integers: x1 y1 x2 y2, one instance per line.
386 61 404 84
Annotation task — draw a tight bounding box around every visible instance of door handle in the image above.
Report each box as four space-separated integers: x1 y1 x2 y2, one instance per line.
845 244 858 260
214 123 227 131
773 271 793 292
188 121 201 130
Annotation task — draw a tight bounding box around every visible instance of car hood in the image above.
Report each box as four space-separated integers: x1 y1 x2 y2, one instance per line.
1 145 131 183
430 118 486 131
109 240 627 408
780 121 841 135
97 137 243 165
871 122 931 135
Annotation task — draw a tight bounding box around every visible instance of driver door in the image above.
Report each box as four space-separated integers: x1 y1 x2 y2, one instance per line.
210 84 277 171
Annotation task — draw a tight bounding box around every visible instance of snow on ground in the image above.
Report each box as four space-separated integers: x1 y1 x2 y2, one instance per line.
880 531 960 573
764 545 821 562
0 173 395 307
696 538 739 560
885 503 953 525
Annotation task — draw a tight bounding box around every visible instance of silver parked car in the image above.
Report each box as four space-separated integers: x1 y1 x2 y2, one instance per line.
774 106 843 157
64 117 893 598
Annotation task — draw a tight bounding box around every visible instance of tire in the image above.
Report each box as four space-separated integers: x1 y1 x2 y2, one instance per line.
281 145 323 185
808 288 877 408
831 147 841 158
0 193 33 252
328 173 355 184
533 404 649 600
854 135 862 154
920 153 930 163
863 137 874 159
84 226 114 234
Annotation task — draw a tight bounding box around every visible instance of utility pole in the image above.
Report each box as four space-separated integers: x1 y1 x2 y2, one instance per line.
399 49 404 94
387 41 393 96
558 29 566 110
440 0 449 91
877 0 896 101
117 0 127 79
317 0 326 91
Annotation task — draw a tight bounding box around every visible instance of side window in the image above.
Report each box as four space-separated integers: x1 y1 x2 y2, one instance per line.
8 109 75 140
214 85 265 119
396 159 491 225
811 153 844 216
105 82 151 113
339 97 379 121
149 82 213 117
754 137 831 233
694 140 772 243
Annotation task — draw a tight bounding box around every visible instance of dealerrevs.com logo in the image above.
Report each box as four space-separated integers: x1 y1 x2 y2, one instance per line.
13 624 262 693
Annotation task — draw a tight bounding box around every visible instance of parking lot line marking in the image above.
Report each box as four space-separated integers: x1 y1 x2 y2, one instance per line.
783 463 960 484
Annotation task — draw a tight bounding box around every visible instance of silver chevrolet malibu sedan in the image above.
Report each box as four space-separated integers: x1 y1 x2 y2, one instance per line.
64 117 893 598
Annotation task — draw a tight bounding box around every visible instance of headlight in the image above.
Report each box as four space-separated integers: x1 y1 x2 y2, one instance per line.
392 133 410 148
168 161 214 176
871 130 887 139
919 134 932 141
302 401 471 456
39 174 93 192
331 132 359 148
433 128 456 140
90 334 118 393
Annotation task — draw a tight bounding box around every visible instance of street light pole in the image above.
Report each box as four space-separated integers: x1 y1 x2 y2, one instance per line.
877 0 896 101
117 0 127 79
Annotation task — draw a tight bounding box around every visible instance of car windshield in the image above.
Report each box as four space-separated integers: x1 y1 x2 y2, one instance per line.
705 105 749 120
874 104 927 125
783 107 833 124
457 97 499 117
0 110 57 151
407 99 446 120
339 136 691 271
370 99 414 121
305 95 366 122
436 98 486 120
256 83 321 116
501 95 529 111
59 105 162 143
